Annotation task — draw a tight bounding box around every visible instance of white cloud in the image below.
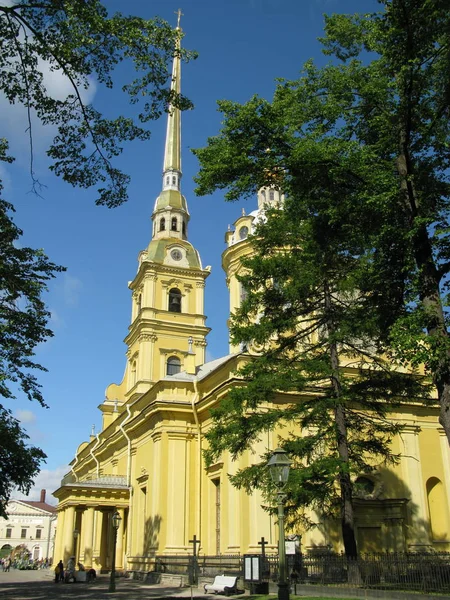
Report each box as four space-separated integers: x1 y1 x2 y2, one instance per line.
38 58 97 104
49 308 64 330
13 465 69 505
63 273 83 307
0 55 97 170
15 409 37 424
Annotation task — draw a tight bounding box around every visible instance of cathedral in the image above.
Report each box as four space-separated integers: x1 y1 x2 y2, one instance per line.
52 25 450 573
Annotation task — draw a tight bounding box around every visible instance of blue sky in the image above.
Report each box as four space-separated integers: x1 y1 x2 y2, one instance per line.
2 0 380 501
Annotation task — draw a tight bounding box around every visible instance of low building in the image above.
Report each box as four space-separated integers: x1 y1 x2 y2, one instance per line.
0 490 57 562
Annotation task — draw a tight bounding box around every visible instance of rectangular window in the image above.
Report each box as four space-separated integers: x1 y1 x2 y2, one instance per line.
36 529 42 539
6 528 12 538
21 528 26 539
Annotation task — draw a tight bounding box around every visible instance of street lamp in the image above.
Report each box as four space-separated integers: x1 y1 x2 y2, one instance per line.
109 510 122 593
268 448 292 600
73 529 79 559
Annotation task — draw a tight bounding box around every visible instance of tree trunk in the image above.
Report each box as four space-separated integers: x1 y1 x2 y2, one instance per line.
324 282 359 560
396 143 450 446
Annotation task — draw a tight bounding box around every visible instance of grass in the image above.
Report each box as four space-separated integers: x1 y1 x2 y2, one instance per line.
246 596 359 600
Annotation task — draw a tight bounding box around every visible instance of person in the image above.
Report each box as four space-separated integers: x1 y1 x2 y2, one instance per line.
65 556 76 583
55 560 64 583
4 557 10 572
87 567 96 582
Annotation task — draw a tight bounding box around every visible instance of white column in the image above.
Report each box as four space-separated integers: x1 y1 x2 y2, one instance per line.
82 506 95 567
115 508 125 570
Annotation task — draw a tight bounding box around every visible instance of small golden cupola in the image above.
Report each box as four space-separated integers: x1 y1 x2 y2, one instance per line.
222 187 284 354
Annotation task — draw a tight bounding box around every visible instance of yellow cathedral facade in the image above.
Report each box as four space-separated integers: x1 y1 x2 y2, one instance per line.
52 25 450 573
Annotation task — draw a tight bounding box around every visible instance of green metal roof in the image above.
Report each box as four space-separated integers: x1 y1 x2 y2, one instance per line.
154 189 188 212
146 238 201 269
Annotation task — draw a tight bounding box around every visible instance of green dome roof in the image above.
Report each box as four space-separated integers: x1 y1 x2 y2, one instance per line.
154 190 188 212
146 238 201 269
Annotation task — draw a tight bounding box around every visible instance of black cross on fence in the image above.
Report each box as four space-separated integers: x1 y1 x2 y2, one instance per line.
189 534 200 557
258 536 268 557
188 535 201 586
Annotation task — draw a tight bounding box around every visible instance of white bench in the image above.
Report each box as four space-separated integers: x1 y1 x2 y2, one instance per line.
204 575 239 595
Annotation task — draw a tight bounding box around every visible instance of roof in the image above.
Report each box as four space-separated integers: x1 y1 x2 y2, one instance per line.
19 500 57 513
146 238 202 268
153 189 187 212
163 353 237 382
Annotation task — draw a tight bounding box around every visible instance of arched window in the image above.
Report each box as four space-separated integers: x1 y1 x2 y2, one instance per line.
239 226 248 240
168 288 182 312
137 294 142 313
172 175 176 185
427 477 449 540
269 190 275 201
130 360 137 387
160 218 166 231
167 356 181 376
261 190 266 199
182 220 186 236
171 217 178 231
166 176 170 185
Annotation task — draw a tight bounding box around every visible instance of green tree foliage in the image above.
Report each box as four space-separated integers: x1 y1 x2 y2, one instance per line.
194 0 445 556
0 406 46 518
0 0 194 206
0 0 194 511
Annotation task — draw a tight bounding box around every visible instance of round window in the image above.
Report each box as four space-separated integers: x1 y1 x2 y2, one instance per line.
354 476 375 495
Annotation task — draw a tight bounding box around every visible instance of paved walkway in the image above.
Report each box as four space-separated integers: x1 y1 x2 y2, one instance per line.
0 569 224 600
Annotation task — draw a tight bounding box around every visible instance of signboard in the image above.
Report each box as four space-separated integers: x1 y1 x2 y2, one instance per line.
244 555 261 582
285 541 297 555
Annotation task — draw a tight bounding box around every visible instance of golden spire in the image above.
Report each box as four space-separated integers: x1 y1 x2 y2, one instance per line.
162 12 182 178
151 10 189 242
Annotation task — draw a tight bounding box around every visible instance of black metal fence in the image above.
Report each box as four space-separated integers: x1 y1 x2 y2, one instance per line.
152 552 450 594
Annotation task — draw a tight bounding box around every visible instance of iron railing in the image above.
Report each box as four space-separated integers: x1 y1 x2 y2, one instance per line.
150 552 450 594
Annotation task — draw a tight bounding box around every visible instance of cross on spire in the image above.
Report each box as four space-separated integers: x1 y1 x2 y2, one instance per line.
175 8 183 28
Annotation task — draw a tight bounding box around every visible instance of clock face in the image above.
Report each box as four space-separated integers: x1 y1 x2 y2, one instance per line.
171 249 182 261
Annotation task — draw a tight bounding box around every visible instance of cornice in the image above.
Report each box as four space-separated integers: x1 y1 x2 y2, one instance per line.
125 319 210 347
130 261 210 289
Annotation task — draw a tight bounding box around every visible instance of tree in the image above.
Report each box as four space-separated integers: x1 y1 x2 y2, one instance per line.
197 142 424 558
0 0 194 511
0 0 194 206
317 0 450 443
0 406 46 518
194 0 444 556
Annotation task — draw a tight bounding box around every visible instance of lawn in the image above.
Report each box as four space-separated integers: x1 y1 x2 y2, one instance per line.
246 596 358 600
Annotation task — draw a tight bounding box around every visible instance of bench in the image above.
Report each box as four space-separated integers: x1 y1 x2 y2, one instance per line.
204 575 239 595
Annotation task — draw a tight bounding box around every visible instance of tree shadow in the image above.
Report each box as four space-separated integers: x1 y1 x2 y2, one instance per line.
307 465 440 553
143 514 162 555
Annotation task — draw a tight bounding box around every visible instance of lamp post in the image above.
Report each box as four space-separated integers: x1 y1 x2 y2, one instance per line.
109 511 122 593
268 448 292 600
73 529 79 560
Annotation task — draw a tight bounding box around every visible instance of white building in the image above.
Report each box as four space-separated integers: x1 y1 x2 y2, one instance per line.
0 490 57 561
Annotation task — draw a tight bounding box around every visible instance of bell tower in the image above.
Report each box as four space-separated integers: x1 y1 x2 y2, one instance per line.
104 18 210 412
222 187 283 354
